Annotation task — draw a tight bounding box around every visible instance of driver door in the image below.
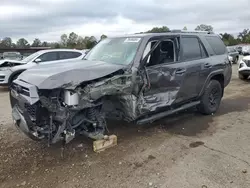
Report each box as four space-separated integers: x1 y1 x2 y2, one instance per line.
142 36 185 112
141 35 201 112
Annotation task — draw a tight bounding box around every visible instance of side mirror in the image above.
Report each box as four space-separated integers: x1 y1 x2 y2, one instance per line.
228 55 233 62
34 58 42 63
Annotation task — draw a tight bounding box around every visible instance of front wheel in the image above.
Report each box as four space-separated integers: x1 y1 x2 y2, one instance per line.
198 80 222 115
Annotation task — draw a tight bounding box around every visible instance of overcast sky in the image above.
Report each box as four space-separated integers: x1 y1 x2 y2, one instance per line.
1 0 249 42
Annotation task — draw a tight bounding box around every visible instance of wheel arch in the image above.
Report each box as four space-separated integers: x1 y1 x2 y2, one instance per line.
8 69 26 85
199 70 225 98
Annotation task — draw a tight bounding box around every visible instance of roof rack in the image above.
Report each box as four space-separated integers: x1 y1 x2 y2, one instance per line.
170 30 214 34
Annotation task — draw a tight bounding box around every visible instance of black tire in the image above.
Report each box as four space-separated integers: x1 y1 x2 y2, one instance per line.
238 73 248 80
198 80 222 115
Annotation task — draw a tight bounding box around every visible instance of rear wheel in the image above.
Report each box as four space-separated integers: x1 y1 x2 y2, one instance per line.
198 80 222 115
238 73 248 80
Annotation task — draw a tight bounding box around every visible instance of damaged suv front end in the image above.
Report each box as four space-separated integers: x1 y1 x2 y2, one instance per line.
9 37 143 145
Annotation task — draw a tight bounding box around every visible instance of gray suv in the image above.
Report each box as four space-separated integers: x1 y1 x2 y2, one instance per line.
9 30 232 145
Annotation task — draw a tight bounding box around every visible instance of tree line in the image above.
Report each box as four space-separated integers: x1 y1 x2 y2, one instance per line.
0 24 249 49
0 32 107 49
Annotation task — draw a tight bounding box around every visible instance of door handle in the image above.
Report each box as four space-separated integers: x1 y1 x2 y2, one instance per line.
204 63 212 68
176 68 186 74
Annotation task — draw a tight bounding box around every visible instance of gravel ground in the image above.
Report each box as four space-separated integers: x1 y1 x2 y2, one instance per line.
0 61 250 188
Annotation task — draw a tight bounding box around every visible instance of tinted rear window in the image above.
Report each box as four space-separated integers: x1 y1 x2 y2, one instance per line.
205 36 226 55
38 52 58 62
182 37 203 60
59 51 82 60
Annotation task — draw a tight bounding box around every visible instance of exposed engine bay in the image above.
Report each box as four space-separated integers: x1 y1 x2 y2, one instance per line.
9 68 147 145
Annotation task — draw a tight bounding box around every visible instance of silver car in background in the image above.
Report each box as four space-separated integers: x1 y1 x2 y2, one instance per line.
0 49 85 86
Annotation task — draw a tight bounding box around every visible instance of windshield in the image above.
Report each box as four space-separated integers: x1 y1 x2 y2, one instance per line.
21 51 42 63
84 37 142 65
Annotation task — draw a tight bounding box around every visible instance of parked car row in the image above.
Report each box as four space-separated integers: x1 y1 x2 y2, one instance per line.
8 30 232 146
225 44 250 80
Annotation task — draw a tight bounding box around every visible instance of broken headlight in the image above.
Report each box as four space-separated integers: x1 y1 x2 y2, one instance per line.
63 90 79 106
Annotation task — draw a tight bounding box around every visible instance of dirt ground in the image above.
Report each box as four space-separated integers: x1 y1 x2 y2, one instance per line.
1 62 250 188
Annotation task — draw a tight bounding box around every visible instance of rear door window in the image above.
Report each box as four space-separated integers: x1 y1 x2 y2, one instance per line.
181 37 203 61
205 36 226 55
37 52 58 62
58 51 82 60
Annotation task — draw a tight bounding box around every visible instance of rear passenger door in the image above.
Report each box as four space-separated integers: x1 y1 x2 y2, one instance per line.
201 35 231 87
177 35 209 102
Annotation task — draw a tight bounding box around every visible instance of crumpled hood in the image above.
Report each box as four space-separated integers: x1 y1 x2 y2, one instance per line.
18 60 126 89
0 59 26 66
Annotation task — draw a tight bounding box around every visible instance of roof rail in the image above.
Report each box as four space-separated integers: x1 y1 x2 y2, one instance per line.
170 30 214 34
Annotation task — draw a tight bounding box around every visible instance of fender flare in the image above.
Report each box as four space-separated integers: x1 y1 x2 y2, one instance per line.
8 69 26 85
198 69 224 97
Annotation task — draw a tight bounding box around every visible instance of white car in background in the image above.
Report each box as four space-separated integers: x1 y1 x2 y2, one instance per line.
0 49 85 86
3 51 22 60
238 55 250 80
242 45 250 56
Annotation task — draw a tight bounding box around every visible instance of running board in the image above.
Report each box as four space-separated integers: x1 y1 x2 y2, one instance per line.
137 101 200 125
